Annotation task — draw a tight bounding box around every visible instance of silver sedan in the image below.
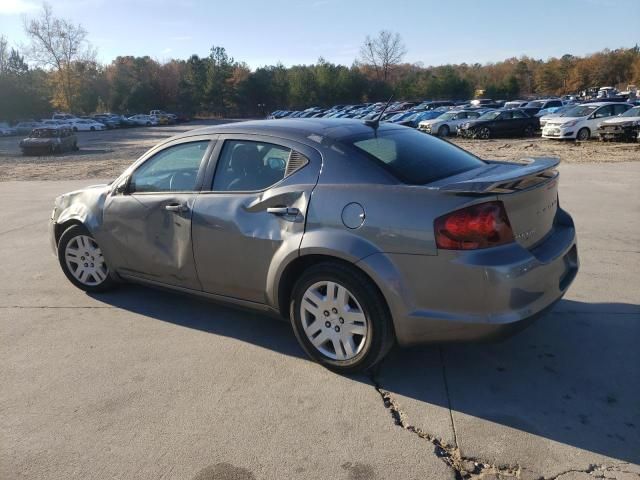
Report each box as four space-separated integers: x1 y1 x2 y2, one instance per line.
50 119 578 373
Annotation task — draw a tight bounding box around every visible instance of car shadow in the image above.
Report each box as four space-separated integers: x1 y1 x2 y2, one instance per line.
91 285 639 464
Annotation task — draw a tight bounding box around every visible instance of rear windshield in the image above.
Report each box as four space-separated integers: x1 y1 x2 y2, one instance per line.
345 128 485 184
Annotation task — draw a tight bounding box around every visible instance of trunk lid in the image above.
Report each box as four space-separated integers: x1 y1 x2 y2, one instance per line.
430 157 560 249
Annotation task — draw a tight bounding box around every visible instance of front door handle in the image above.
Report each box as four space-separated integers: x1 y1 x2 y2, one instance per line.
267 206 300 216
165 203 189 213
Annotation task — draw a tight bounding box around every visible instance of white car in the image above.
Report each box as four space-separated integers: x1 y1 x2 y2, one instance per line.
541 102 632 141
418 110 482 136
68 118 106 132
40 119 73 129
128 114 159 126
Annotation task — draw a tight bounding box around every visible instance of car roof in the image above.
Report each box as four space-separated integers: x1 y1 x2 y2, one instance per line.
179 118 406 143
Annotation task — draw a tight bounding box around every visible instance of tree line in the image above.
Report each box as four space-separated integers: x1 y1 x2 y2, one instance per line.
1 4 639 121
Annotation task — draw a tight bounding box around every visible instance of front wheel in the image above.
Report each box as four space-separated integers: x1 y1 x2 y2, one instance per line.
57 224 116 292
478 127 491 139
290 262 394 373
524 125 535 137
438 125 450 137
576 127 590 141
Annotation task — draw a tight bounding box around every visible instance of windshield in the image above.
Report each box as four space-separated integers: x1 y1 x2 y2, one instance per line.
563 105 598 117
526 101 544 108
437 112 457 121
621 106 640 117
346 128 485 185
32 129 58 138
478 110 501 120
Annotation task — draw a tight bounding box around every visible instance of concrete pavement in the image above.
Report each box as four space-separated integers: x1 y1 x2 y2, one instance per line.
1 162 639 479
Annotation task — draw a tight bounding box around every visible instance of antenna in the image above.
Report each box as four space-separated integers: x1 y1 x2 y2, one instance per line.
364 96 394 129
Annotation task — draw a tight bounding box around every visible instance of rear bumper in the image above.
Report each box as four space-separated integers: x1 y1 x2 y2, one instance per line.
358 208 578 346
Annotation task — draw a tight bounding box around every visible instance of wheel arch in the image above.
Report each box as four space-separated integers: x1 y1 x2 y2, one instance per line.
275 252 395 334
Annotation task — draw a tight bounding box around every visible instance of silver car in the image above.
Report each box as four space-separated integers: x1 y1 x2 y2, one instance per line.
50 119 579 373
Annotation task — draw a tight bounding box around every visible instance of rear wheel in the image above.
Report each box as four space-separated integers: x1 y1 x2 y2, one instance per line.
57 224 116 292
478 127 491 139
438 125 450 137
90 126 95 131
290 262 394 373
577 127 590 141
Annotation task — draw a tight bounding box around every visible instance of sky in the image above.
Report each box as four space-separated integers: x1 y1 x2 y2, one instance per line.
1 0 639 69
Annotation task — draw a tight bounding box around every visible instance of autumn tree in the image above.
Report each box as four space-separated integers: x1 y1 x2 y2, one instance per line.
359 30 407 82
23 3 96 112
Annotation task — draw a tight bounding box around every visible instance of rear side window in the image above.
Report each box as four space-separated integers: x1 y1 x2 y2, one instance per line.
346 129 485 185
212 140 291 192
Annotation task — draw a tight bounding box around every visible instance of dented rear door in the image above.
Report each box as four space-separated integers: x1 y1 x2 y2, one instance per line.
191 134 321 303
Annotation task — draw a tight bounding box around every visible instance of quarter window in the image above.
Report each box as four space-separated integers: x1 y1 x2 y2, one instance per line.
130 141 209 193
212 140 290 191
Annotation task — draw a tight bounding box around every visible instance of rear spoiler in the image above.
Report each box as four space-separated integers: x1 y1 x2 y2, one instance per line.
433 157 560 194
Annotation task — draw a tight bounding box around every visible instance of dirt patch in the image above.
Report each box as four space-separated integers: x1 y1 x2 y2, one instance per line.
1 122 638 182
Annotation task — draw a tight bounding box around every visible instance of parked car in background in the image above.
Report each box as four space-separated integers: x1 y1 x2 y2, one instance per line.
48 118 578 373
537 105 574 127
0 122 18 136
418 110 482 136
457 109 538 139
596 105 640 142
41 119 72 129
68 118 106 132
20 127 77 155
128 114 159 126
503 100 529 109
398 110 445 128
542 102 632 140
92 114 119 129
15 121 42 135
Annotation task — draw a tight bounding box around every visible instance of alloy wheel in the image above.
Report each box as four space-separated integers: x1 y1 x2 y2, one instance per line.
64 234 109 286
300 281 369 361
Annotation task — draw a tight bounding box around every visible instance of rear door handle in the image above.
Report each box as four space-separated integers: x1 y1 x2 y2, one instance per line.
267 207 300 216
165 203 189 213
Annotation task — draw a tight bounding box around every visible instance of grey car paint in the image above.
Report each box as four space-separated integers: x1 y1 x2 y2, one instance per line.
50 119 578 346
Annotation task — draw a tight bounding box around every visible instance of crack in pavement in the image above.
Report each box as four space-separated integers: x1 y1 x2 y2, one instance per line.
546 463 640 479
370 372 520 479
370 350 640 480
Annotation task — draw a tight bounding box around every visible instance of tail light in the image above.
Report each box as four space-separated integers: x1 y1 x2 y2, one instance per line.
434 201 514 250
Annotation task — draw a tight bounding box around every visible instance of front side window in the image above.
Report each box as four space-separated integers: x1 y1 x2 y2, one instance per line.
593 105 613 118
212 140 290 192
347 128 485 185
512 110 526 118
130 141 209 193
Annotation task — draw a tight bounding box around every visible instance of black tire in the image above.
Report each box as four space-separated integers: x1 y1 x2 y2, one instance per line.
73 142 79 151
524 125 535 137
478 127 491 139
438 125 450 137
290 261 395 373
577 127 590 141
90 126 95 131
72 127 78 132
57 224 117 293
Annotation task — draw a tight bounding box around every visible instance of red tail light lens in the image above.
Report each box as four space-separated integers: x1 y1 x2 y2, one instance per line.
434 201 514 250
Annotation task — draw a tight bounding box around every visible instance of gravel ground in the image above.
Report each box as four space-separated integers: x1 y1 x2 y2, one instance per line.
0 120 638 182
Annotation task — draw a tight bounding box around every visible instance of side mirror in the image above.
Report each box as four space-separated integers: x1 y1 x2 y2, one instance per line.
112 176 130 195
